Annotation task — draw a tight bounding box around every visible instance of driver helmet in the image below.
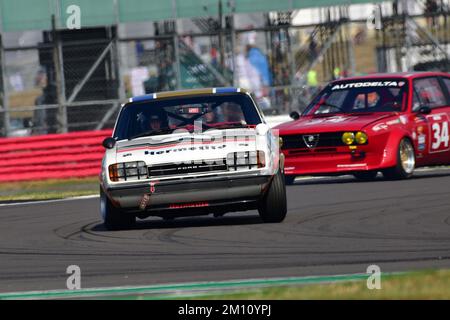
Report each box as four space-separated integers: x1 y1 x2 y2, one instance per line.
137 109 169 131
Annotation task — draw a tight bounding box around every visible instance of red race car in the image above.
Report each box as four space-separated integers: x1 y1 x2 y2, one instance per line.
276 72 450 184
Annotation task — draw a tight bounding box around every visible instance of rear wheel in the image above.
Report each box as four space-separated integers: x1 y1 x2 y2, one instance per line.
353 171 378 181
258 171 287 223
383 138 415 180
100 187 135 230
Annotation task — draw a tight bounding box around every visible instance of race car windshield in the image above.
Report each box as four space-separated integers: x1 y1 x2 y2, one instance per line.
114 94 262 140
303 79 408 116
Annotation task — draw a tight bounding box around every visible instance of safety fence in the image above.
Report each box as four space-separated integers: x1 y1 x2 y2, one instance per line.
0 129 112 182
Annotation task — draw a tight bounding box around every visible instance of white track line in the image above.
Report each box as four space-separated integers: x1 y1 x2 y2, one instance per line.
416 167 450 172
0 195 99 207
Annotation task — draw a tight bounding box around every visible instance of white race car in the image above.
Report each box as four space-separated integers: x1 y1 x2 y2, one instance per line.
100 88 286 230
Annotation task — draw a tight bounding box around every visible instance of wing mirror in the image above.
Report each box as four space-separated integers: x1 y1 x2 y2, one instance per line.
418 106 431 115
256 123 270 136
289 111 300 120
102 137 116 149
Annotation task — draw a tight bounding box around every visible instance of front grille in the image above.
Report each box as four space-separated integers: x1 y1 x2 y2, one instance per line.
282 132 346 149
149 159 228 177
287 148 338 155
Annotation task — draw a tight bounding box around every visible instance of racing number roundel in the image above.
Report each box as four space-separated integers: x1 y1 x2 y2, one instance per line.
429 114 450 153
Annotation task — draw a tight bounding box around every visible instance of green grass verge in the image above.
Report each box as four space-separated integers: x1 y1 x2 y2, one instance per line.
0 177 99 201
194 270 450 300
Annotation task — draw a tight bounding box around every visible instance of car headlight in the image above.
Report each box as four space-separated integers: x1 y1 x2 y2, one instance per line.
342 132 355 145
355 131 368 144
109 161 147 182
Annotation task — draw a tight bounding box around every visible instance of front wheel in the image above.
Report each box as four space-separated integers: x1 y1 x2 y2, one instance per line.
258 171 287 223
382 138 415 180
100 187 135 230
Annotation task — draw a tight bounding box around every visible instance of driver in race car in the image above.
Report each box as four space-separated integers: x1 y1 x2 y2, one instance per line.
202 109 218 125
367 91 380 107
136 110 169 133
224 103 245 123
353 91 380 110
148 114 163 131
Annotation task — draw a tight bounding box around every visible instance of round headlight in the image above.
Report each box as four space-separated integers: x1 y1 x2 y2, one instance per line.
342 132 355 145
355 132 368 144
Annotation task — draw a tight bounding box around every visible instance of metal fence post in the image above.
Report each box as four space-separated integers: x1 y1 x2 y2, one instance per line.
0 35 11 137
227 0 237 87
52 15 68 133
286 26 297 113
113 0 125 102
230 20 237 86
173 28 182 90
345 6 356 76
218 0 225 69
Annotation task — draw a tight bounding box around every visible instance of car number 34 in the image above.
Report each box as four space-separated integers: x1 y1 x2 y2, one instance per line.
430 119 449 152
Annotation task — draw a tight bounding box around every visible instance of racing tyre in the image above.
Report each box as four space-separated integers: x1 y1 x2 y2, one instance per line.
382 138 415 180
284 175 296 185
100 187 135 230
353 171 378 181
258 170 287 223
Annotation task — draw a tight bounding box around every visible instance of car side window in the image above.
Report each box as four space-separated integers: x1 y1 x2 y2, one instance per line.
413 77 447 109
412 90 422 112
443 77 450 103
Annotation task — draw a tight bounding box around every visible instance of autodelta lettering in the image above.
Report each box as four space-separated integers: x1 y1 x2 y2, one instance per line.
331 81 404 90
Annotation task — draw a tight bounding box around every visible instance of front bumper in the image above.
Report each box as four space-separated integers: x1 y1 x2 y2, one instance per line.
103 174 271 211
283 146 389 176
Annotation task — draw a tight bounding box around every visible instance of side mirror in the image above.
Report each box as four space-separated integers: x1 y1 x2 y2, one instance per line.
289 111 300 120
418 106 431 115
102 137 116 149
256 123 270 136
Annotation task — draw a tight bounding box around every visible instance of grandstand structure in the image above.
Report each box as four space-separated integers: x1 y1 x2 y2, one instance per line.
0 0 448 137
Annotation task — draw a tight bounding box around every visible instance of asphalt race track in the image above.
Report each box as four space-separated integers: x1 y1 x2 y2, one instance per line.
1 168 450 292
